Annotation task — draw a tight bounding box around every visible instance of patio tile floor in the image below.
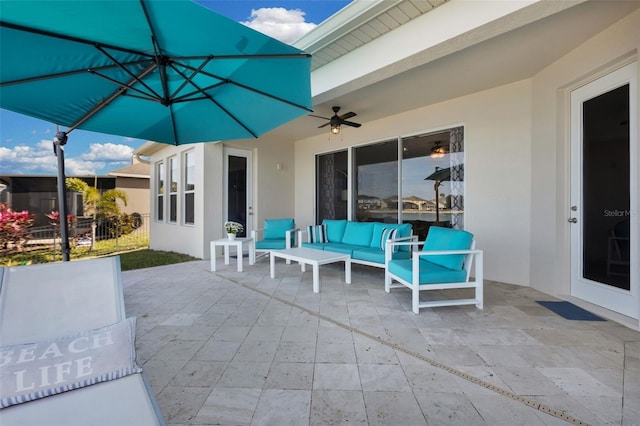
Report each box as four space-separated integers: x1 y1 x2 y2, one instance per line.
122 258 640 426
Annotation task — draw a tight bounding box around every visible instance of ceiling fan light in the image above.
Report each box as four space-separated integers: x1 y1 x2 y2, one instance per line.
430 143 447 158
331 123 340 134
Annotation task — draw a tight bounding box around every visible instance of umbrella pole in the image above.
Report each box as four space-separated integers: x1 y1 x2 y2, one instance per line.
434 180 441 224
53 132 70 261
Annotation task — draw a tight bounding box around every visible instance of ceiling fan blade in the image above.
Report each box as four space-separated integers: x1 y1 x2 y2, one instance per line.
340 112 357 120
308 114 330 120
318 122 331 128
342 121 361 128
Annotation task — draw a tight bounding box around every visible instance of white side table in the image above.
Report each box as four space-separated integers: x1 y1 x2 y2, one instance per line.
210 237 255 272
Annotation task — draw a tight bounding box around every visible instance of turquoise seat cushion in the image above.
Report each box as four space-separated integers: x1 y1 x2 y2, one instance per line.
341 221 374 246
353 248 410 264
322 219 348 242
264 218 294 240
323 243 360 255
370 223 412 252
256 239 287 250
388 258 467 284
301 242 328 250
421 226 473 270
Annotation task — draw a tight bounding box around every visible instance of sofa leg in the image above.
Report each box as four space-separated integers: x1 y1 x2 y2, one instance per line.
384 272 391 293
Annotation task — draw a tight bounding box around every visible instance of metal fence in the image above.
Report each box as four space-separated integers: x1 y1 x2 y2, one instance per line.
3 213 150 262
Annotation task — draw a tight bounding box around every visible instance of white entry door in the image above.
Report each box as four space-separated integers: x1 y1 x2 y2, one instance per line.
224 148 253 238
570 62 638 319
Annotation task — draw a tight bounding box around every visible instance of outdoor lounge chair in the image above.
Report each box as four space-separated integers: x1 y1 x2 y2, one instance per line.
385 226 483 314
251 218 298 263
0 257 166 425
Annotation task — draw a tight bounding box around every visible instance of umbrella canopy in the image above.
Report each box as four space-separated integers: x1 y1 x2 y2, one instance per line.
0 0 312 143
424 166 451 182
1 0 313 261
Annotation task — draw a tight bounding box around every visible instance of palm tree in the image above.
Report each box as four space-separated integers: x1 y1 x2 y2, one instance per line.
66 177 128 249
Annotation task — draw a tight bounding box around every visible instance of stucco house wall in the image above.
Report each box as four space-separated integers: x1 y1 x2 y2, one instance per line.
294 79 533 287
146 135 296 259
529 9 639 298
114 176 149 215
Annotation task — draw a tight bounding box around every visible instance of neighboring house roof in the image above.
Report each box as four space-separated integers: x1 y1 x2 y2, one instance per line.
403 195 427 202
108 162 150 179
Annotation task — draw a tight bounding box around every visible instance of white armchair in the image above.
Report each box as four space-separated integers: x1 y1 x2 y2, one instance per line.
251 218 298 263
385 226 483 314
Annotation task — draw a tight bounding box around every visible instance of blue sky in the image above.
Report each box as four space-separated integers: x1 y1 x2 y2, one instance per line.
0 0 351 176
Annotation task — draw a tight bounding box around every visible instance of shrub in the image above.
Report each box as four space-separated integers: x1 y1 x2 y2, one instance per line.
0 203 34 252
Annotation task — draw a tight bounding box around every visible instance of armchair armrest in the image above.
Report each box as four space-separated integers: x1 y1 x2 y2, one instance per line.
385 239 421 262
285 228 300 248
251 228 265 240
297 228 308 244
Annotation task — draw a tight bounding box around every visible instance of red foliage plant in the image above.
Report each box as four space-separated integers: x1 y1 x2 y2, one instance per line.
0 203 34 251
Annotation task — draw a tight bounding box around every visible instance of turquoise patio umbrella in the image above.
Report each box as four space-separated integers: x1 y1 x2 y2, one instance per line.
0 0 313 260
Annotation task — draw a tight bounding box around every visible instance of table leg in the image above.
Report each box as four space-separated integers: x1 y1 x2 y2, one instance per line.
312 263 320 293
224 245 230 265
210 242 217 272
345 258 351 284
249 240 255 265
236 242 243 272
270 252 276 279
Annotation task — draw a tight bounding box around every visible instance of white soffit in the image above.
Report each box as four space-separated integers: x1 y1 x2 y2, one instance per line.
296 0 584 99
295 0 447 70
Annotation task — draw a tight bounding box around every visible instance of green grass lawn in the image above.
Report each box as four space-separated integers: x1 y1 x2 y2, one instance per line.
118 249 198 271
1 248 198 271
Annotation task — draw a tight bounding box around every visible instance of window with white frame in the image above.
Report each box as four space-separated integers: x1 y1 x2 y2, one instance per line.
169 156 178 223
184 151 195 225
156 161 164 221
316 127 464 241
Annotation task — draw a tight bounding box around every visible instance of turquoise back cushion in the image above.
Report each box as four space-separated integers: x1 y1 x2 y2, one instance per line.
370 223 412 250
341 221 374 246
422 226 473 270
264 218 294 240
322 219 348 242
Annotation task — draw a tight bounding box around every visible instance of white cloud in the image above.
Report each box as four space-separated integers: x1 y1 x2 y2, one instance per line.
241 7 316 44
0 141 58 174
79 142 133 161
0 140 133 175
65 158 107 176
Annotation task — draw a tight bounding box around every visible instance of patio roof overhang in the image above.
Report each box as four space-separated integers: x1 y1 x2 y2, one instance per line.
136 0 639 151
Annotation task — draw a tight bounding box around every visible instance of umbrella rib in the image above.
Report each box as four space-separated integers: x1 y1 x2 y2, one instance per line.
139 0 178 141
0 21 154 59
138 0 172 106
164 64 258 138
168 58 213 101
0 60 150 87
176 62 313 113
68 64 158 133
89 63 161 102
95 45 163 101
173 53 312 61
224 78 313 113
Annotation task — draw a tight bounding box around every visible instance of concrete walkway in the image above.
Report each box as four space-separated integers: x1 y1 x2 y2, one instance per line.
121 258 640 426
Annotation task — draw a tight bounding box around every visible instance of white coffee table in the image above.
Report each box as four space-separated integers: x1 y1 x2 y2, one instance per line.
211 237 255 272
270 247 351 293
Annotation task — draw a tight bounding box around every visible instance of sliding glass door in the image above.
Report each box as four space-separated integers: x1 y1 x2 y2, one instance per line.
315 127 465 238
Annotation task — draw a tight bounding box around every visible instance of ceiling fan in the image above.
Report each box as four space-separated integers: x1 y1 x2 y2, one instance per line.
310 106 362 134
